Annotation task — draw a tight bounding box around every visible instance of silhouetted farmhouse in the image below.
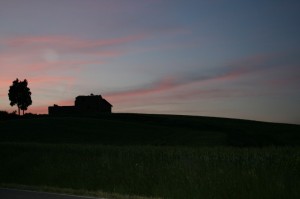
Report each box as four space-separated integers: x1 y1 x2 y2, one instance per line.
48 94 112 116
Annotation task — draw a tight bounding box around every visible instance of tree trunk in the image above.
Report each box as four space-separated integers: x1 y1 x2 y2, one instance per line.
23 109 24 115
18 107 20 115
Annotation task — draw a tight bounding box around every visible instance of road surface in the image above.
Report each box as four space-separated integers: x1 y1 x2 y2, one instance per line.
0 188 104 199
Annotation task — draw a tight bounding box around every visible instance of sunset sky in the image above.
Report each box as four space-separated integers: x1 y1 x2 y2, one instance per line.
0 0 300 124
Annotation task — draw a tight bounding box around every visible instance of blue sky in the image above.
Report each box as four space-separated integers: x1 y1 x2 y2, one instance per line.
0 0 300 124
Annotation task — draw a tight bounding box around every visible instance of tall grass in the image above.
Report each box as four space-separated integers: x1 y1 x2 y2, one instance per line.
0 143 299 199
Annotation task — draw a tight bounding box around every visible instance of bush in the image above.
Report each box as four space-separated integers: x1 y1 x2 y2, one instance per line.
0 110 19 120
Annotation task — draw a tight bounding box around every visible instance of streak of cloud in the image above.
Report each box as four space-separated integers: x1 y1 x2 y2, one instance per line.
105 52 300 104
2 34 146 53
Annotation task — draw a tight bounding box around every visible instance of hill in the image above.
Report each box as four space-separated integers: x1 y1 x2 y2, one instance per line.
1 113 299 147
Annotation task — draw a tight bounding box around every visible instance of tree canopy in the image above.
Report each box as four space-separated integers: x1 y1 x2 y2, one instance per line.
8 78 32 115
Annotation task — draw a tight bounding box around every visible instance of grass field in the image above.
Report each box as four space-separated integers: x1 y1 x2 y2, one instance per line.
1 143 299 199
1 113 300 146
1 114 300 198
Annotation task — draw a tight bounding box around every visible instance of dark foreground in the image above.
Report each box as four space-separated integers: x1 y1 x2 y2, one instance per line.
1 113 300 147
1 144 299 199
0 114 300 199
0 188 102 199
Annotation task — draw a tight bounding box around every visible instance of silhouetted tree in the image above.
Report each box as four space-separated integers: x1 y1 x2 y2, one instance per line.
8 78 32 115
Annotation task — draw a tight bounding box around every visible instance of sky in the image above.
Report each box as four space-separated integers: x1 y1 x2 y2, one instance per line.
0 0 300 124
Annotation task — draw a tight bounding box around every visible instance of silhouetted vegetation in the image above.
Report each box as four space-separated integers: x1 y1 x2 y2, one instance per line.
8 78 32 115
0 110 42 121
0 110 19 120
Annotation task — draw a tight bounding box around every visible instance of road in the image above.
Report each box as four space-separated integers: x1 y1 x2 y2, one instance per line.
0 188 105 199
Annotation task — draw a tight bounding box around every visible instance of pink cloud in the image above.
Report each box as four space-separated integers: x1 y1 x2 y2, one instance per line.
30 76 75 84
105 52 296 104
0 76 75 86
106 76 179 101
0 55 104 77
0 34 145 76
3 34 146 52
26 59 105 71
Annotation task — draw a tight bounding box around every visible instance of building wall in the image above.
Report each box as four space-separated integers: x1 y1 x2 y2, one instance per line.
48 106 77 116
75 96 112 113
48 95 112 115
